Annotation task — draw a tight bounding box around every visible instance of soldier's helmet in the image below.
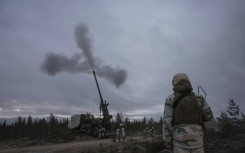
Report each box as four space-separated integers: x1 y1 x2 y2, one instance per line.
172 73 193 92
158 149 172 153
172 73 190 86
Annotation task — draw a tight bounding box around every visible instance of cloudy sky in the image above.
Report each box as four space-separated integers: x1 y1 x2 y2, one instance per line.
0 0 245 121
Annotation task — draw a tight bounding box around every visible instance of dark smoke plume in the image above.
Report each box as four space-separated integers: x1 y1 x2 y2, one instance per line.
41 24 127 88
97 65 127 88
41 53 90 75
75 24 95 68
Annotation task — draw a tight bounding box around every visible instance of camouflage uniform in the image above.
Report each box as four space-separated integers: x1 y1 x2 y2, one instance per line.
116 128 121 142
163 73 213 153
120 122 126 139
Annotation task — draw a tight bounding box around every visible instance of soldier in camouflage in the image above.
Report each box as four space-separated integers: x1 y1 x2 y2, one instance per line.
163 73 213 153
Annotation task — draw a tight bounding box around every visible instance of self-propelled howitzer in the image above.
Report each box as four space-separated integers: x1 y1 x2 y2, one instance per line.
92 70 112 131
68 70 112 137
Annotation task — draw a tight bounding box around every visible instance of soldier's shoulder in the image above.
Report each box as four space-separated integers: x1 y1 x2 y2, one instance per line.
192 92 206 107
192 92 201 96
165 94 174 105
166 93 174 99
193 92 205 100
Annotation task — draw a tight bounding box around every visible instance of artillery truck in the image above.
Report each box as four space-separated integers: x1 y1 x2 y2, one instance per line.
68 70 112 136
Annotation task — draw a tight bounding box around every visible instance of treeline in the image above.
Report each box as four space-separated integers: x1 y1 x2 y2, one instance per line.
216 99 245 137
1 99 244 142
0 113 70 141
0 112 162 142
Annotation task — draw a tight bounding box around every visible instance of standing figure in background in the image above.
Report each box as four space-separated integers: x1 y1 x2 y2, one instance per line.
101 127 105 138
150 126 156 137
116 128 121 142
120 122 126 139
98 126 105 139
163 73 213 153
144 127 149 138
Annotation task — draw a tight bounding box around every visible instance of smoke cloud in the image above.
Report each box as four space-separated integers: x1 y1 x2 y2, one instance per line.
75 24 95 68
41 53 90 75
41 24 127 88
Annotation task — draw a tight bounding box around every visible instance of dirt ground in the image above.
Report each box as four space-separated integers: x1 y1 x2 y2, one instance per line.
0 136 147 153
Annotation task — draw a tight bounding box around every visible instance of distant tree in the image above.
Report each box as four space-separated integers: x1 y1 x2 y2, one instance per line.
2 120 7 127
142 116 147 127
0 120 7 140
23 118 26 125
17 116 23 126
157 116 163 134
0 114 73 141
148 117 154 127
27 115 33 127
39 117 47 139
217 111 233 133
227 99 240 126
217 99 244 136
124 117 130 129
16 116 24 137
115 113 121 126
241 112 245 131
159 116 163 125
125 117 130 124
48 113 58 137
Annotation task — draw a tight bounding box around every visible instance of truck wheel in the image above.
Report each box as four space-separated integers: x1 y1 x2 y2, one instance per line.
92 126 99 137
86 128 92 135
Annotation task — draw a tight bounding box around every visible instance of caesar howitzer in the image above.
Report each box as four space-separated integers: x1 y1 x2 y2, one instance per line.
92 70 112 131
68 70 112 137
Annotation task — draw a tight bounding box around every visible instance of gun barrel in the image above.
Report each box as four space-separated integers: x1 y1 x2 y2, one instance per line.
92 70 103 103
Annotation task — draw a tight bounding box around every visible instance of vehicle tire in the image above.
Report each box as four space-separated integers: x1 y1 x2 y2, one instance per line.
86 128 92 135
92 126 99 137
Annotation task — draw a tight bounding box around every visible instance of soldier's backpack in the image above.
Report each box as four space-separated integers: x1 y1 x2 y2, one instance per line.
172 92 203 126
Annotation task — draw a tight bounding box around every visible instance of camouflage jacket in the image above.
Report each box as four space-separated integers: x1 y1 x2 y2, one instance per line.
162 92 213 149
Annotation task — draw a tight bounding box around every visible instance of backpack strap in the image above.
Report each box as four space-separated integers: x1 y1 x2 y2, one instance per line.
171 91 191 126
172 92 191 109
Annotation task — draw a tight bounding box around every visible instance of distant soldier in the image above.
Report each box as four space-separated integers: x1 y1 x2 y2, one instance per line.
150 126 156 137
163 73 213 153
98 126 105 139
120 122 126 139
144 127 149 138
101 127 105 138
98 128 102 139
148 127 152 137
116 128 121 142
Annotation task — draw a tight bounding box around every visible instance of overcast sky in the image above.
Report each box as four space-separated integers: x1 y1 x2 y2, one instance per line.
0 0 245 121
